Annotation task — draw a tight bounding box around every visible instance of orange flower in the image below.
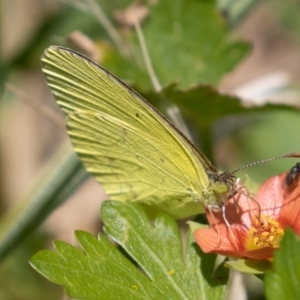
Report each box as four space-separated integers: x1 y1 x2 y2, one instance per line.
194 172 300 260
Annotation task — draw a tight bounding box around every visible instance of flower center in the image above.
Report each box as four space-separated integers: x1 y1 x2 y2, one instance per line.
246 215 284 250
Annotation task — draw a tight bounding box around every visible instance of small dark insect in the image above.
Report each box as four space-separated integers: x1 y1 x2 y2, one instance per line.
286 162 300 186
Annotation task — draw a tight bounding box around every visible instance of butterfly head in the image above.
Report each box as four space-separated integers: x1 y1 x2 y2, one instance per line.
211 170 237 205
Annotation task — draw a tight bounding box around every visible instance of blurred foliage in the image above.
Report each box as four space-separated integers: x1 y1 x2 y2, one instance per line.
1 0 300 299
217 0 261 25
269 0 300 43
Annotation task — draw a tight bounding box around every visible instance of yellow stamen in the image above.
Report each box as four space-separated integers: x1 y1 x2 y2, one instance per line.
246 215 284 250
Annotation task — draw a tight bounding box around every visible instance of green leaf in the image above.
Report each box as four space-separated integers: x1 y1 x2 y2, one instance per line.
264 229 300 300
188 221 210 232
160 83 297 127
226 258 271 274
139 0 249 88
102 201 229 299
30 201 229 300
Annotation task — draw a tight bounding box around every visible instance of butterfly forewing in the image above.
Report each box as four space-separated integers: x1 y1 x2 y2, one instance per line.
42 46 221 218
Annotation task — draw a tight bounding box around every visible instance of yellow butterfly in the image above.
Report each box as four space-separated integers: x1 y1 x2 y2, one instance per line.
42 46 236 219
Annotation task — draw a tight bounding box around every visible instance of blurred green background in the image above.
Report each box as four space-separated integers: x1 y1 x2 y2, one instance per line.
1 0 300 299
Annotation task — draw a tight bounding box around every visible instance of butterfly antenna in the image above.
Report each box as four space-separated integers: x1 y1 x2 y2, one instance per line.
232 153 300 174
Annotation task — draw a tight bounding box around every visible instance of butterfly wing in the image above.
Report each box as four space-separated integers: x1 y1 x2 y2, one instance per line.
42 46 220 218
